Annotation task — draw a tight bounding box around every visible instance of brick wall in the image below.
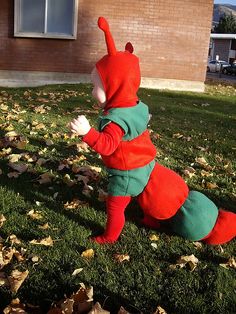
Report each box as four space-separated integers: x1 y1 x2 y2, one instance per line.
0 0 213 82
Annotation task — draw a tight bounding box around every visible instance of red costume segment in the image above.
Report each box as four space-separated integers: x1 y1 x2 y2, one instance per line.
202 209 236 245
138 163 189 219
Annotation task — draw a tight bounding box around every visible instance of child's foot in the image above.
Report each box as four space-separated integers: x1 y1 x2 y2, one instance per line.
91 235 116 244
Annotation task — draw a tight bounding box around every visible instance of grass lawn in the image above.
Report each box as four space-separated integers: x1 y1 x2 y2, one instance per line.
0 82 235 314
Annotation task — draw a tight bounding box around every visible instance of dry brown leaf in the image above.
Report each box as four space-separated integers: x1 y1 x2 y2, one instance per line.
9 234 21 245
193 242 203 250
3 298 28 314
219 257 236 269
60 298 74 314
200 170 213 177
114 254 130 263
182 166 196 178
8 269 29 293
72 283 93 314
72 268 83 276
63 174 75 187
38 172 54 184
0 168 2 175
64 199 86 210
0 247 15 270
88 302 110 314
8 162 28 173
30 236 53 246
8 154 22 163
38 222 50 230
36 158 48 166
5 131 18 137
205 182 218 189
7 171 20 178
81 249 94 259
98 189 108 202
45 139 54 146
172 133 183 139
170 254 199 271
13 249 25 262
0 214 6 228
153 305 168 314
117 306 130 314
149 234 159 241
76 142 90 152
0 272 9 287
27 209 43 220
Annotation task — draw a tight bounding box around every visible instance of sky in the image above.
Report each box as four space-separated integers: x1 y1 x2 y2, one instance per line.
214 0 236 4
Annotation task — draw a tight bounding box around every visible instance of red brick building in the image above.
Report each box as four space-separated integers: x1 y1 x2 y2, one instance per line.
0 0 213 91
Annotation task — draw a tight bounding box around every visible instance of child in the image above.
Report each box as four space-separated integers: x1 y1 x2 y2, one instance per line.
69 17 236 245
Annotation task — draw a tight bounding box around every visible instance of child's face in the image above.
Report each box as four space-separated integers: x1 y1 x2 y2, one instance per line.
91 68 106 108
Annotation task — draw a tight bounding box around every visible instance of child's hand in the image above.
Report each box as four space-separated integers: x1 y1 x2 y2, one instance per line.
69 115 91 136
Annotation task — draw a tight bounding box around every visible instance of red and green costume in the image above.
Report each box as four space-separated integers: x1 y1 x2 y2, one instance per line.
83 17 236 245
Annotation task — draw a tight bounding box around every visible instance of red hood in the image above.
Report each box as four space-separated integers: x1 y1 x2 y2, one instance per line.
96 17 141 110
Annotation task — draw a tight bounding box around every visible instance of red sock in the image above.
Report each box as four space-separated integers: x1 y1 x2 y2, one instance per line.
92 195 131 244
202 209 236 245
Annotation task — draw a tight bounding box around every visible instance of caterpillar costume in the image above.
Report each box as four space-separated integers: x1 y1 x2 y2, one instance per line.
82 17 236 245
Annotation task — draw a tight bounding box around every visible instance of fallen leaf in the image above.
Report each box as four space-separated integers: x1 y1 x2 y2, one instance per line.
117 306 130 314
114 254 130 263
3 298 27 314
0 214 6 228
193 242 203 250
72 268 83 276
81 249 94 259
9 234 21 245
72 283 93 314
170 254 199 271
220 257 236 269
205 182 218 189
38 172 54 184
182 166 196 178
149 234 159 241
153 305 167 314
7 171 20 178
27 209 43 220
30 236 54 246
38 223 50 230
88 302 110 314
8 162 28 173
0 247 15 270
98 189 108 202
0 272 9 287
8 269 29 293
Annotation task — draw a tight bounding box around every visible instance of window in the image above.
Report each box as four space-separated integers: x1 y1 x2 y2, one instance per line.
14 0 78 39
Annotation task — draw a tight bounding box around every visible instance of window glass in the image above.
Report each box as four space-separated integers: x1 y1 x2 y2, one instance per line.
19 0 45 33
47 0 74 34
14 0 78 39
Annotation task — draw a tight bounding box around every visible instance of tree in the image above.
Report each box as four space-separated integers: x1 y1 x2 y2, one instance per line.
214 13 236 33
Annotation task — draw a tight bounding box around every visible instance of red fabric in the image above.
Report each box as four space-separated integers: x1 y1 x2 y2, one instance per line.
138 163 189 219
202 209 236 245
142 214 161 229
92 195 131 244
83 122 124 156
96 17 141 110
102 130 156 170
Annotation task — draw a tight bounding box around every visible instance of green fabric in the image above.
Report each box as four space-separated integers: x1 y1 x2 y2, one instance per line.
167 191 218 240
98 101 149 141
107 161 155 196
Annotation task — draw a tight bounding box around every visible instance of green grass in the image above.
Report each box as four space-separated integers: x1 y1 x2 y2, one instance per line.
0 83 235 314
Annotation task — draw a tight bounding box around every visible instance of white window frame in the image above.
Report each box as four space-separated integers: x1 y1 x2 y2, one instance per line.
14 0 78 39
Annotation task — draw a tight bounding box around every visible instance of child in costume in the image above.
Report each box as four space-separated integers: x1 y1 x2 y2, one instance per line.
69 17 236 245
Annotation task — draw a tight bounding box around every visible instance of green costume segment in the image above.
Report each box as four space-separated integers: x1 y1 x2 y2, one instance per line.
98 102 156 196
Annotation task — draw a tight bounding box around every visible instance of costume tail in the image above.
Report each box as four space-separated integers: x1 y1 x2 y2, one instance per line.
202 209 236 245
